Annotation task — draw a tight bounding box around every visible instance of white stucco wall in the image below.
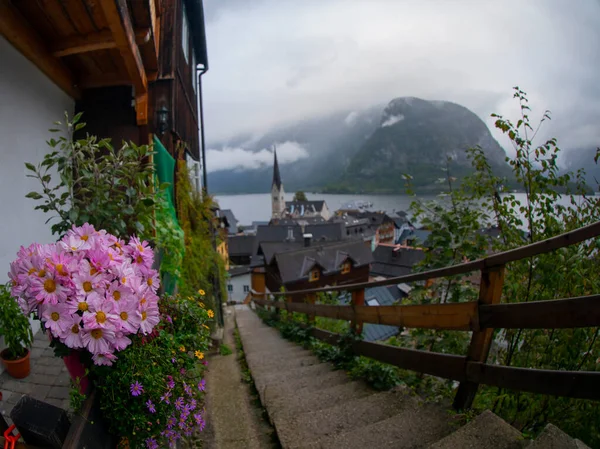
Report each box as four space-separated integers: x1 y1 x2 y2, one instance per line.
226 273 251 303
0 36 75 349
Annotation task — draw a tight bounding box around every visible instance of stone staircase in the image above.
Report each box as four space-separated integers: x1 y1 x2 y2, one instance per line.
235 306 590 449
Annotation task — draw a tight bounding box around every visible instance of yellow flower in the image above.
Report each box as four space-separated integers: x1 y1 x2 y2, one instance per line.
198 289 206 296
202 324 209 329
179 345 186 352
195 350 204 360
199 302 205 308
207 310 214 318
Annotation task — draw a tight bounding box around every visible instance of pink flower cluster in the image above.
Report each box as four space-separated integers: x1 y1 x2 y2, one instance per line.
9 223 160 366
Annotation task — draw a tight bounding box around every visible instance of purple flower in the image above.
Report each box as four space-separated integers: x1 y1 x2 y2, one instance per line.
183 382 192 396
167 379 175 389
167 415 177 430
130 381 144 396
202 360 208 366
188 399 197 411
145 438 159 449
198 379 206 392
166 315 173 324
146 399 156 414
171 357 176 363
175 396 185 411
180 368 186 375
193 412 203 426
160 391 171 404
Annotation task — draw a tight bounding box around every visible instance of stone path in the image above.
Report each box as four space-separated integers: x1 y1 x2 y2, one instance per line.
0 330 71 425
202 305 276 449
236 305 591 449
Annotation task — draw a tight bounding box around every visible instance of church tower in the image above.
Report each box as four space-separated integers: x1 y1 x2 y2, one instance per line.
271 147 285 219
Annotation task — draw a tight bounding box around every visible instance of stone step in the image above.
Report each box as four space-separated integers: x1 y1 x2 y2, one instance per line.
274 387 417 449
262 370 350 409
267 380 375 423
300 397 452 449
528 423 590 449
255 363 336 396
247 354 321 377
428 410 527 449
242 342 306 357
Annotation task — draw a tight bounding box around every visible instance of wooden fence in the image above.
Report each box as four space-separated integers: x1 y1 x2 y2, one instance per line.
252 221 600 410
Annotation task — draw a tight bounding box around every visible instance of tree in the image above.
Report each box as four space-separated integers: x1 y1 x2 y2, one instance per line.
293 191 308 201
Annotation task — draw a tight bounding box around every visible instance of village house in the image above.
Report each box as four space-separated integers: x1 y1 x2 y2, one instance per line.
0 0 208 346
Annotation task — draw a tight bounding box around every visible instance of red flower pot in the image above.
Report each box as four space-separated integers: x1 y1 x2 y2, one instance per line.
63 350 89 394
1 348 30 379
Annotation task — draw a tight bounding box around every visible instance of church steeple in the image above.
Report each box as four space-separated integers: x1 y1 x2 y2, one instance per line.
271 146 285 219
272 147 282 189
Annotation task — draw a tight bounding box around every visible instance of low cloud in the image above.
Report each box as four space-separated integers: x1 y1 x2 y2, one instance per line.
382 114 404 127
206 141 309 173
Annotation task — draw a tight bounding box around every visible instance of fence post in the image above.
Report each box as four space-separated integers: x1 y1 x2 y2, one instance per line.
453 264 505 410
351 288 365 335
306 293 316 324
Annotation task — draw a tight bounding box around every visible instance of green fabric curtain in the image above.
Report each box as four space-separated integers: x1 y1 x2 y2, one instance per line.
153 136 183 295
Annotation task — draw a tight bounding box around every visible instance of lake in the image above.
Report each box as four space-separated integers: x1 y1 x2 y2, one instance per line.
214 192 437 225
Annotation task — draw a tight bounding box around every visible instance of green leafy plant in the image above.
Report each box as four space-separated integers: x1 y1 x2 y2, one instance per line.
0 283 33 360
25 113 156 238
155 188 185 283
219 344 233 356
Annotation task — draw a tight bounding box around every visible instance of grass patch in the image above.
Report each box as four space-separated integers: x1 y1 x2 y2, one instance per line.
219 343 233 356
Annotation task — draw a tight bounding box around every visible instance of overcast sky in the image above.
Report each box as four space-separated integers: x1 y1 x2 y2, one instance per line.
202 0 600 160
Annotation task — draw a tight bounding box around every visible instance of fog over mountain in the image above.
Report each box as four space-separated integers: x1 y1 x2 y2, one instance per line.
203 0 600 192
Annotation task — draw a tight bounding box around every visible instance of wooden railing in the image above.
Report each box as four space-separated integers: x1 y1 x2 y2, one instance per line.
252 221 600 410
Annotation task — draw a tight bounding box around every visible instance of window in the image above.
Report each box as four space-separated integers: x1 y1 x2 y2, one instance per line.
227 284 233 292
309 269 320 282
181 3 189 63
341 261 351 274
243 285 250 293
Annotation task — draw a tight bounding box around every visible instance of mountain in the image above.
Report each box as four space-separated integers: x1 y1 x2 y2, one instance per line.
207 97 509 194
327 97 509 193
207 106 383 193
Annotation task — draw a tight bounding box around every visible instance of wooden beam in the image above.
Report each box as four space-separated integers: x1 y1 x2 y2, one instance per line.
51 28 151 57
453 265 505 410
0 1 79 99
99 0 148 124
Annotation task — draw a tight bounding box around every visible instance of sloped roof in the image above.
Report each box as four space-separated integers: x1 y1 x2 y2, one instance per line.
228 235 256 257
285 200 326 215
397 229 432 246
220 209 238 235
362 285 403 342
370 246 425 278
274 240 373 284
227 266 251 277
272 149 282 189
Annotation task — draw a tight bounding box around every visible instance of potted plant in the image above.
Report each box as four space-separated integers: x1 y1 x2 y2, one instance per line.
0 283 33 378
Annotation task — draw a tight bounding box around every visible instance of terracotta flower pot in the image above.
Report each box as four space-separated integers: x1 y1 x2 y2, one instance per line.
1 348 30 379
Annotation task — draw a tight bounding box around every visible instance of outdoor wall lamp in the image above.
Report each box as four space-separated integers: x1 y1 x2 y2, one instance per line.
157 106 169 136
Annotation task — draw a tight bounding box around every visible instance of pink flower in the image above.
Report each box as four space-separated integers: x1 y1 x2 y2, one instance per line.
112 332 132 351
60 314 84 349
73 270 104 299
139 304 160 335
81 326 116 354
66 223 96 248
141 268 160 293
138 290 159 311
113 299 141 333
83 295 118 329
60 234 90 252
92 352 117 366
127 236 153 268
47 251 76 280
31 273 68 305
113 261 135 288
42 303 71 336
64 295 91 315
106 281 131 303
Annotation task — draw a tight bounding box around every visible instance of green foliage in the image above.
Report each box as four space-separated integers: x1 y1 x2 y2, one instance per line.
404 88 600 445
69 374 88 413
293 191 308 201
25 113 156 238
219 344 233 356
155 189 185 283
176 161 227 316
0 283 33 360
94 294 212 447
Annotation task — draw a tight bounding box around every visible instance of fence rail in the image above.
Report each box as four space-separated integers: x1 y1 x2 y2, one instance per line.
252 221 600 409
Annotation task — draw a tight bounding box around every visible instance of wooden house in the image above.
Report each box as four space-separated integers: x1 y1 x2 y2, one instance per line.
0 0 208 350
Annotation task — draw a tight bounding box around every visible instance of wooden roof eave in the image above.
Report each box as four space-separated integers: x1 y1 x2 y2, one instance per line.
0 2 80 99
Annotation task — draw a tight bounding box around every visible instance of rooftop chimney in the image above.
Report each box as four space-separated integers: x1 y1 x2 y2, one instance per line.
303 233 313 247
